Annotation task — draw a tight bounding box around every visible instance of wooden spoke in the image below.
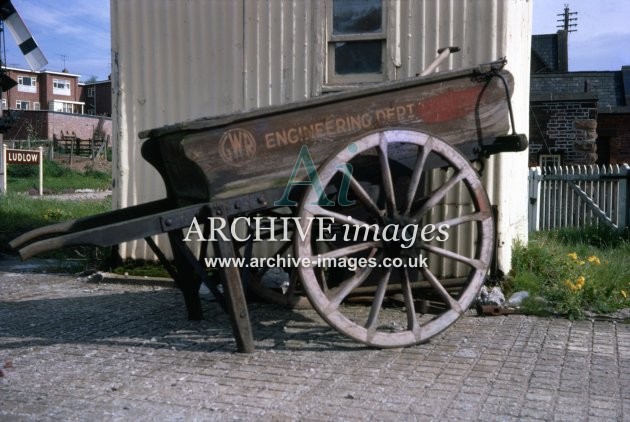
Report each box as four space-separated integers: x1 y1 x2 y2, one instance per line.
324 266 375 315
400 268 420 332
413 171 466 220
435 210 492 228
365 267 392 332
421 242 485 269
378 133 397 214
316 265 329 293
420 267 464 314
348 173 382 217
313 241 381 262
306 205 375 230
403 136 433 215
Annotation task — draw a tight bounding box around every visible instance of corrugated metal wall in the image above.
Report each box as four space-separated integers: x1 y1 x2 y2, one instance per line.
111 0 531 271
111 0 324 259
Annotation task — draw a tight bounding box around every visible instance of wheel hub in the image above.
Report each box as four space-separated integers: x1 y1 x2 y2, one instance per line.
380 214 418 258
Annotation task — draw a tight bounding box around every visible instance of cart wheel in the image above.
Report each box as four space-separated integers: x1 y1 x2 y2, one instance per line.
295 129 494 347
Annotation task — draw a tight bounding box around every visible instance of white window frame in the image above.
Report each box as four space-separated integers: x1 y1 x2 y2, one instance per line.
87 86 95 97
16 100 30 110
1 98 6 109
326 0 388 85
33 102 41 111
17 75 37 93
51 99 84 114
53 79 71 96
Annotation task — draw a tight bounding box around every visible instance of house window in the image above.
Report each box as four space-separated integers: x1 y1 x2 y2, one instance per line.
17 75 37 93
53 79 71 95
327 0 386 84
16 100 30 110
34 102 40 111
1 99 6 109
87 87 95 97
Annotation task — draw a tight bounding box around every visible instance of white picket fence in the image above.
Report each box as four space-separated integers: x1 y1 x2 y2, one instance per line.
528 164 630 231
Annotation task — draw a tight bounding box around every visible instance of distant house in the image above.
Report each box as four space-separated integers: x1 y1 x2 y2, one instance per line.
0 67 112 143
3 66 84 114
79 78 112 117
529 31 630 166
2 66 112 117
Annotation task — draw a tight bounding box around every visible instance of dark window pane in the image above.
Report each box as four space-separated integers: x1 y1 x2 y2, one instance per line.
333 0 382 34
335 41 382 74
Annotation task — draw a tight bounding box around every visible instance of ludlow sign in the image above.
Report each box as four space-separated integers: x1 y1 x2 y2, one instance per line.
1 146 44 195
6 149 41 164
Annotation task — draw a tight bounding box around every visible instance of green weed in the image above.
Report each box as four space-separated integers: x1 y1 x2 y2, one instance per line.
5 159 111 193
508 229 630 319
111 259 172 278
0 194 111 255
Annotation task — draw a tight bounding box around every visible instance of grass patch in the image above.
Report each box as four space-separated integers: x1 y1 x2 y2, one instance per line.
507 227 630 319
6 159 111 193
111 259 172 278
0 193 111 256
550 224 630 248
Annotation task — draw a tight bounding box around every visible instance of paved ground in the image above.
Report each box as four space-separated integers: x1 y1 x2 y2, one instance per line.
0 271 628 421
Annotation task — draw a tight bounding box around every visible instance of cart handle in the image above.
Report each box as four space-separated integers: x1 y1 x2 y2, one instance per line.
418 46 461 76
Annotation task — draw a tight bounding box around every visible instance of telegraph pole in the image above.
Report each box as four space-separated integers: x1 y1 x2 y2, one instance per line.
557 4 578 33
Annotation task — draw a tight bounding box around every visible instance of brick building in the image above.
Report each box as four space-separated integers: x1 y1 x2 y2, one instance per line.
0 66 112 143
79 78 112 117
3 66 84 113
529 31 630 166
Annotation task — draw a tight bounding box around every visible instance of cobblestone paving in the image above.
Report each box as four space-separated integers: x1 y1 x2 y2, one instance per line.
0 271 628 421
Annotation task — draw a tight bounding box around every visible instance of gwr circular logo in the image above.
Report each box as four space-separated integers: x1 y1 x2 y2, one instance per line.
219 128 256 166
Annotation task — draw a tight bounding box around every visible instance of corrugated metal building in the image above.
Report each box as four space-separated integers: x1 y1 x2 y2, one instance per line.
110 0 532 273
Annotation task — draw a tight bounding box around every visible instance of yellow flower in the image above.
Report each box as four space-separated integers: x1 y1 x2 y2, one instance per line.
564 279 578 292
564 277 585 292
576 276 585 288
622 290 628 299
567 252 578 261
587 255 601 265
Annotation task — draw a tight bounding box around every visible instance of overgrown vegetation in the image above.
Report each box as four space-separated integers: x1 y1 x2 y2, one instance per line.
6 159 111 193
507 226 630 319
0 193 111 256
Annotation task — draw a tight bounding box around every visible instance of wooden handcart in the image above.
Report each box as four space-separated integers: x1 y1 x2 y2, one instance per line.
11 57 527 352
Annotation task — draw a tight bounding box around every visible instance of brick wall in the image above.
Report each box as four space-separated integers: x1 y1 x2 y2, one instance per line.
3 110 112 142
529 98 598 165
598 112 630 164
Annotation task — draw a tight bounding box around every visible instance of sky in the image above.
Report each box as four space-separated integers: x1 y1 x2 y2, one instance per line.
2 0 629 81
3 0 110 81
532 0 630 71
